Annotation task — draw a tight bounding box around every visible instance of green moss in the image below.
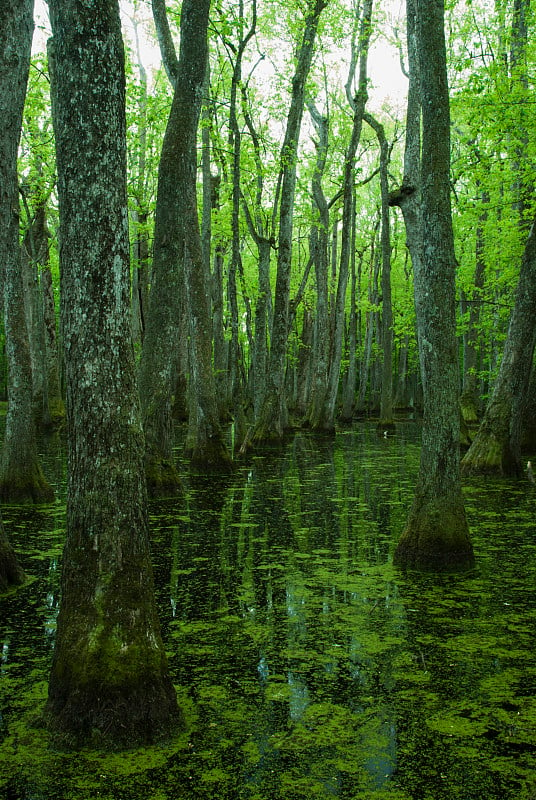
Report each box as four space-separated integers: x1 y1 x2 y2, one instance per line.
145 457 182 498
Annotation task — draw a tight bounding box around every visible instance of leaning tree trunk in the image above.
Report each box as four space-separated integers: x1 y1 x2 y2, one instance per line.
393 0 474 572
461 214 536 478
45 0 182 749
0 0 54 506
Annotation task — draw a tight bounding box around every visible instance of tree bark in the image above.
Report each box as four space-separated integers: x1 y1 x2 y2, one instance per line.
461 214 536 477
323 0 373 431
0 512 26 593
460 190 487 425
393 0 474 572
46 0 182 748
178 1 232 471
364 112 395 432
252 0 327 443
0 0 54 505
306 100 331 429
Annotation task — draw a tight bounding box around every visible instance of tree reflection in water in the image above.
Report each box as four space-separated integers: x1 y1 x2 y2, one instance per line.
1 421 536 799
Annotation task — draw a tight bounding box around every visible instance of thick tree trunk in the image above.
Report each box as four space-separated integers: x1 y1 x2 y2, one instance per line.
393 0 474 572
46 0 182 748
461 215 536 477
0 0 54 505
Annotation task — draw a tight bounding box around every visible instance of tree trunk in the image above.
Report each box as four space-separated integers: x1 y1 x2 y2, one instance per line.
357 240 380 413
46 0 182 748
460 190 487 425
323 0 373 431
0 0 54 505
393 0 474 572
461 215 536 477
130 19 150 351
340 206 359 422
179 2 232 471
306 100 332 429
364 113 395 432
252 0 327 443
41 257 66 428
0 512 25 592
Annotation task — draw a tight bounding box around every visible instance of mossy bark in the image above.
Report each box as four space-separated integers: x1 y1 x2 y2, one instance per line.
0 516 25 593
46 0 182 749
0 0 54 506
252 0 327 443
395 493 474 572
461 215 536 478
393 0 474 572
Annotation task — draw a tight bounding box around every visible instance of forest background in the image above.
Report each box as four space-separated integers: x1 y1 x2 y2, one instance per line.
1 0 535 754
15 0 535 452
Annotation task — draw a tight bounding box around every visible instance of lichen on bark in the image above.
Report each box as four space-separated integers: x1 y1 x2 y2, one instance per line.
45 0 182 748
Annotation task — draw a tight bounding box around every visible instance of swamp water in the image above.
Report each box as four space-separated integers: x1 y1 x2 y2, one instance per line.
0 422 535 800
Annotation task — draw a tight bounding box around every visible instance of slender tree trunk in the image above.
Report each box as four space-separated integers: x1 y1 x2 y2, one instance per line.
227 3 256 417
323 0 373 431
509 0 532 229
365 113 395 432
41 257 65 428
460 190 487 424
357 240 380 413
46 0 182 748
393 0 474 572
306 100 331 429
241 89 275 427
252 0 327 443
24 195 65 429
461 215 536 477
340 206 359 422
0 0 54 505
130 18 150 351
20 199 46 426
177 2 231 471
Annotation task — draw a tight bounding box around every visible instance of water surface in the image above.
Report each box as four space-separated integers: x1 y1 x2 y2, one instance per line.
1 423 535 799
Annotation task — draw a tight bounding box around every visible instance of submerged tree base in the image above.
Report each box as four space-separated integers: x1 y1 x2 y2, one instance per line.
0 466 55 505
185 436 234 473
145 456 182 498
394 496 475 572
0 544 26 593
44 677 184 751
461 427 521 478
